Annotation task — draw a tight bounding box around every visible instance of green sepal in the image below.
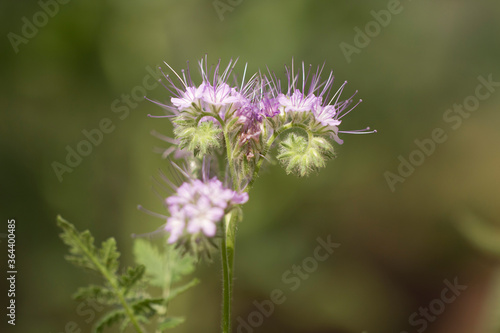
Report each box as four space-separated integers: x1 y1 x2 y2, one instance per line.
174 120 222 156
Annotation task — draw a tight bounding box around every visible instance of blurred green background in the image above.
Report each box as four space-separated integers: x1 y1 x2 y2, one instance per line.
2 0 500 332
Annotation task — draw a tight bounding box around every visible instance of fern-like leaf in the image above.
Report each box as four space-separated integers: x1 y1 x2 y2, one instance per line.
94 309 126 333
118 265 145 295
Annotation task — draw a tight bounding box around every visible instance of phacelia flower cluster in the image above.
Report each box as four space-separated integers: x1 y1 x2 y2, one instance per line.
145 57 374 246
164 178 248 244
150 58 373 165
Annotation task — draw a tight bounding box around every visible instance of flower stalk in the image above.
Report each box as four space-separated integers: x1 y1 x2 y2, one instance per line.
221 211 238 333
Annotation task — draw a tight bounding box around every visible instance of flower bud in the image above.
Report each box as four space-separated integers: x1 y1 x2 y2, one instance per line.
174 120 222 156
277 133 335 177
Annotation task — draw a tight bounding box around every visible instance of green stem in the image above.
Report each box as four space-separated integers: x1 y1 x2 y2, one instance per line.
113 282 145 333
220 117 305 332
221 212 238 333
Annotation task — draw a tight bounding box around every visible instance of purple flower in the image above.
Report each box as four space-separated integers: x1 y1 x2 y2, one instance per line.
272 61 374 143
184 197 224 237
148 57 375 162
234 88 279 145
201 82 246 121
277 90 320 113
171 84 206 111
313 105 341 127
164 177 248 243
164 210 187 244
201 82 241 106
235 102 263 143
259 96 280 118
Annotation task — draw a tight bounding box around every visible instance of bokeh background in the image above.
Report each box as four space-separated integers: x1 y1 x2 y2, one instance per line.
1 0 500 332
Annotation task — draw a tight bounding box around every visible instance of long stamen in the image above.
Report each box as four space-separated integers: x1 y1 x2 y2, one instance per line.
159 169 179 191
330 81 347 106
340 127 377 134
150 130 179 144
137 205 168 219
319 70 334 100
338 99 362 119
131 227 166 239
160 146 177 159
152 175 172 194
163 61 187 89
241 62 248 90
302 61 306 94
147 114 173 118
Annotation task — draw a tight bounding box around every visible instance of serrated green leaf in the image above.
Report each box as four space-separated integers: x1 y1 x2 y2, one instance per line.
133 240 196 288
131 297 165 317
59 216 200 333
170 247 196 283
57 216 121 276
100 238 120 274
63 255 97 271
118 265 145 295
133 239 165 287
158 317 185 330
57 217 98 271
119 317 130 332
93 309 126 333
72 285 116 304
